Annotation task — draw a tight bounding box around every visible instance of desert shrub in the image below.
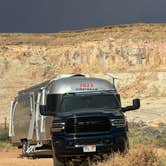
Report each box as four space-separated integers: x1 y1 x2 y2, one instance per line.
96 145 159 166
155 127 166 148
128 126 166 149
155 135 166 149
158 156 166 166
0 141 12 152
0 128 8 140
128 121 147 129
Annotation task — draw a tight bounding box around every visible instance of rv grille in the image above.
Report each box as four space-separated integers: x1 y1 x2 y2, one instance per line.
65 116 110 133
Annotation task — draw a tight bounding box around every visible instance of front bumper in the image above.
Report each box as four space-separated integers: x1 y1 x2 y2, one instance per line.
52 132 127 157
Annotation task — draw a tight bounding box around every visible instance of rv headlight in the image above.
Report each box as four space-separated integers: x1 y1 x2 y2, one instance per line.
110 119 126 128
51 122 65 132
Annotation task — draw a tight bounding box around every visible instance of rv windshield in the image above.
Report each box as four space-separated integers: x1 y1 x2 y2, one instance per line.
61 94 120 112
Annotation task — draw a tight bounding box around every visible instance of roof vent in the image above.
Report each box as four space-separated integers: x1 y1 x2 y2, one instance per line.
52 74 89 81
71 74 86 77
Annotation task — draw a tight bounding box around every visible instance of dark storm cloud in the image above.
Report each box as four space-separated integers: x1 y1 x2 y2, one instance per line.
0 0 165 33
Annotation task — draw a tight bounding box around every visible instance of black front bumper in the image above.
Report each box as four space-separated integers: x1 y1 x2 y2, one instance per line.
52 131 127 157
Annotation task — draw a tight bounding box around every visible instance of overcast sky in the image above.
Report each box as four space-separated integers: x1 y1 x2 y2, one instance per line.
0 0 165 33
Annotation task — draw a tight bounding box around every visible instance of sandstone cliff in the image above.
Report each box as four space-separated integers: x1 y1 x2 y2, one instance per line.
0 24 165 124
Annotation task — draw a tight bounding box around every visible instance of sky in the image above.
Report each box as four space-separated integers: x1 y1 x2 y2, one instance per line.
0 0 165 33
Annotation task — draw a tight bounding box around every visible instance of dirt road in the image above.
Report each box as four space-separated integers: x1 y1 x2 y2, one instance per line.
124 97 166 127
1 148 166 166
0 151 52 166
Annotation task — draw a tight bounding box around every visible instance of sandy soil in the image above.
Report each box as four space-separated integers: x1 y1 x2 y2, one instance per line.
0 151 52 166
0 148 166 166
125 97 166 127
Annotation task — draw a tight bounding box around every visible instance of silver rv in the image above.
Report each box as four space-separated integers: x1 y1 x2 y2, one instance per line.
9 74 140 165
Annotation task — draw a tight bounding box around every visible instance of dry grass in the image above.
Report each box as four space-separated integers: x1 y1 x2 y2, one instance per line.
96 145 160 166
0 24 166 46
0 128 16 152
0 141 16 152
96 125 166 166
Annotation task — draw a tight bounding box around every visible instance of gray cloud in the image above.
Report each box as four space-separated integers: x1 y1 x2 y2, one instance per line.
0 0 165 33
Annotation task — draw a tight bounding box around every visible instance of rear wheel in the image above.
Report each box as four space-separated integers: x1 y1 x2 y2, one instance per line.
21 140 28 157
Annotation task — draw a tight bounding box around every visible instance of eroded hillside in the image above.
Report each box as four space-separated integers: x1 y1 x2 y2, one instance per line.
0 24 165 125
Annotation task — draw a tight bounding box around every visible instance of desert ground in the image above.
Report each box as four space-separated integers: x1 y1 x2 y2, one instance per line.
0 151 52 166
0 147 166 166
125 97 166 126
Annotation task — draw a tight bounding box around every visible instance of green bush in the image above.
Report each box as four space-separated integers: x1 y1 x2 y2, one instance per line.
0 128 9 140
128 125 166 149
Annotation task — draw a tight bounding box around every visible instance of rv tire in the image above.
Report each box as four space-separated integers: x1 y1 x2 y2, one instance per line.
21 140 28 157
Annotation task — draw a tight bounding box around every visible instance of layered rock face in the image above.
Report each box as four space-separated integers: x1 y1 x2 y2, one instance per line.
0 24 165 125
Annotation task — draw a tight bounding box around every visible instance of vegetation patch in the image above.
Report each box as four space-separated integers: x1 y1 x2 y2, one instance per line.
0 140 13 152
0 128 15 151
96 124 166 166
128 123 166 149
96 145 159 166
0 128 9 141
159 156 166 166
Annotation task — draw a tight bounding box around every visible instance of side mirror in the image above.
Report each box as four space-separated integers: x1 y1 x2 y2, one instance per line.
133 98 140 109
122 98 140 112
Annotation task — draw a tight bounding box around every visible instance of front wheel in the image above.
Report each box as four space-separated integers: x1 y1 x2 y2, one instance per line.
53 153 66 166
113 137 129 154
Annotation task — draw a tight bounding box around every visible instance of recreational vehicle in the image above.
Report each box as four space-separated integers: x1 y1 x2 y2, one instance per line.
9 74 140 165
